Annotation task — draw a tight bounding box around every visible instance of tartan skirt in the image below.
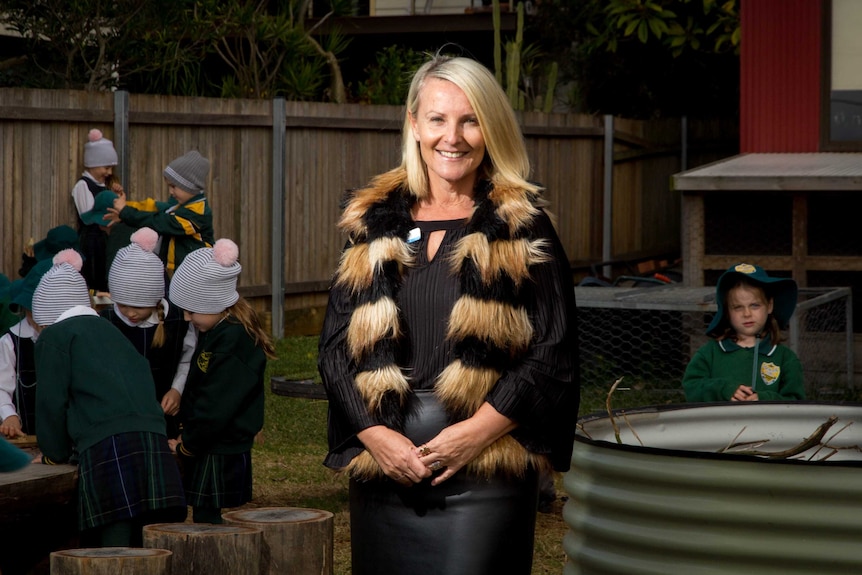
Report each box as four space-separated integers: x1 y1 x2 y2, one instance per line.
77 431 187 531
179 450 253 509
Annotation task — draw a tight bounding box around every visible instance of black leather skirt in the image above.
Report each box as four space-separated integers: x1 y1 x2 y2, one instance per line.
349 391 539 575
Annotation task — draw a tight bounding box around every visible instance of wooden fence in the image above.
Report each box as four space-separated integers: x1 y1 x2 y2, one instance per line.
0 88 736 336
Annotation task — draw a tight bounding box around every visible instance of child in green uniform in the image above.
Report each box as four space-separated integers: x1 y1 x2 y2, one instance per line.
31 249 186 546
683 262 805 402
105 150 214 279
167 238 276 524
102 227 196 439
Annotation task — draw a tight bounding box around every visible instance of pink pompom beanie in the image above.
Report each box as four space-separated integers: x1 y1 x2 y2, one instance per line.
169 239 241 314
83 128 118 168
108 228 166 307
32 249 92 326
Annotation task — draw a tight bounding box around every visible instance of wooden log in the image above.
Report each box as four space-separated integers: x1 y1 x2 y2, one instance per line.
142 523 262 575
50 547 171 575
222 507 334 575
0 462 77 519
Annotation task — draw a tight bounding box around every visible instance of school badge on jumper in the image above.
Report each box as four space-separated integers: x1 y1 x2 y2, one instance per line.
760 362 780 386
197 351 212 373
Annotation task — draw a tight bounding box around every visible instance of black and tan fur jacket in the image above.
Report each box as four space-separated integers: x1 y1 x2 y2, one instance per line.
334 170 556 480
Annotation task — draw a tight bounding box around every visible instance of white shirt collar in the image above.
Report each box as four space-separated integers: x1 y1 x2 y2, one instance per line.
9 317 38 341
55 305 100 324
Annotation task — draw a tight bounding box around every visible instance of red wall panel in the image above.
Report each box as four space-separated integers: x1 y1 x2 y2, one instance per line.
740 0 822 152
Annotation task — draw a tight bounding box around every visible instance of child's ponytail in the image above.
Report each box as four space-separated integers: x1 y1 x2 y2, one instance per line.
228 298 277 360
152 305 166 348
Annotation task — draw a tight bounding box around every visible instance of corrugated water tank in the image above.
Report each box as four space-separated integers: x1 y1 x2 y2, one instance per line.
564 402 862 575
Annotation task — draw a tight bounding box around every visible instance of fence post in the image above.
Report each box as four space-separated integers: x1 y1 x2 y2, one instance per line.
114 91 130 190
271 97 286 340
602 114 614 279
680 115 688 172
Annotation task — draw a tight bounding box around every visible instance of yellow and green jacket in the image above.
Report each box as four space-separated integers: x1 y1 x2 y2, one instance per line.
120 195 213 277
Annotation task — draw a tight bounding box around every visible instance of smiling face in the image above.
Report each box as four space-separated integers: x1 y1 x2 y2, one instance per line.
409 78 486 193
89 165 113 184
726 283 773 346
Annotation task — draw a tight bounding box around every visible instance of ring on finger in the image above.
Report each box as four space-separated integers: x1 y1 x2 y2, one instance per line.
429 460 443 472
418 444 431 457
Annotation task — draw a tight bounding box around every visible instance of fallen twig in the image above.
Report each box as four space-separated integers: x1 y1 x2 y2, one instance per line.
605 377 624 444
726 416 839 459
620 411 644 447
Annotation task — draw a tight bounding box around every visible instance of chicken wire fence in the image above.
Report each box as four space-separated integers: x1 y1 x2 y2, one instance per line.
576 286 854 409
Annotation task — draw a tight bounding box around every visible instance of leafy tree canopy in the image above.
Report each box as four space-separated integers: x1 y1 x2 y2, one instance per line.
529 0 740 118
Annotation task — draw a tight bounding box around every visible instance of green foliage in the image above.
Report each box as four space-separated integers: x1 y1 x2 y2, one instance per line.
356 45 425 105
530 0 740 117
0 0 350 101
492 2 559 112
0 0 171 90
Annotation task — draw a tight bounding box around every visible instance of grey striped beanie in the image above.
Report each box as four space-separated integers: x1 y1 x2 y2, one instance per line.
32 250 92 327
169 239 241 314
108 228 166 307
164 150 210 195
83 128 118 168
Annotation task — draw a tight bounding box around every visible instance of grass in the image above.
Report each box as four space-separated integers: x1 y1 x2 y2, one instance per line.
252 336 632 575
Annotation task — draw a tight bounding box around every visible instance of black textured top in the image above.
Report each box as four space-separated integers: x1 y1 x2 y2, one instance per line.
398 219 467 390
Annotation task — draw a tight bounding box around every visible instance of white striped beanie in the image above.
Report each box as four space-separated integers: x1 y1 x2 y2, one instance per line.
164 150 210 195
169 239 241 314
32 250 92 326
108 228 165 307
83 128 118 168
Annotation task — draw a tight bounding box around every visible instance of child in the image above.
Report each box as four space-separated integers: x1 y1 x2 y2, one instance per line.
683 263 805 402
0 259 53 439
101 227 196 439
78 190 137 278
31 249 186 546
72 128 123 292
105 150 214 279
167 238 275 524
18 224 80 278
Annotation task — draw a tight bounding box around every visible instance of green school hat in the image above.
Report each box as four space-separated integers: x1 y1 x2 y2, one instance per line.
707 262 798 336
9 258 54 313
79 190 119 226
33 225 80 261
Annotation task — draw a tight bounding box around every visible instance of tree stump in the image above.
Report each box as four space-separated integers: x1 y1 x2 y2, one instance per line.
50 547 171 575
142 523 262 575
222 507 334 575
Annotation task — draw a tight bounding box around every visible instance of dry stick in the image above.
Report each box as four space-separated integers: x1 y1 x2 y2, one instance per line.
621 411 644 447
605 377 624 444
729 416 839 460
719 425 771 453
576 422 592 440
807 420 853 460
719 426 749 453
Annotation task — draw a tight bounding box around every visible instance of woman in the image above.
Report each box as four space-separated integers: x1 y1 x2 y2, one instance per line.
318 54 579 575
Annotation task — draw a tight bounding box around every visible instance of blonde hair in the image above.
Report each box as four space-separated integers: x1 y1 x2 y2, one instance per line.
400 54 539 198
152 305 166 348
226 297 277 360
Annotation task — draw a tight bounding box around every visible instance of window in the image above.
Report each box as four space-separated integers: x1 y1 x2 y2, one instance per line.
823 0 862 148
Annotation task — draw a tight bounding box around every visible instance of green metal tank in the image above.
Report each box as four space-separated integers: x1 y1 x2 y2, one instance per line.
564 402 862 574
